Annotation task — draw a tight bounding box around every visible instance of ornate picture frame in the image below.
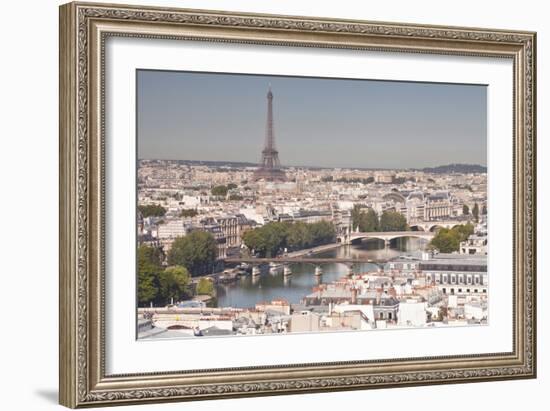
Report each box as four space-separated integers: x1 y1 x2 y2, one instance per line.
59 1 536 408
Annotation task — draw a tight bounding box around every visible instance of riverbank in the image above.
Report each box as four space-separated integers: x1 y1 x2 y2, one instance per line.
284 242 343 258
217 238 427 309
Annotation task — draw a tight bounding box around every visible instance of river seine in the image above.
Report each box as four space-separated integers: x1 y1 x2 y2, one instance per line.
215 238 428 309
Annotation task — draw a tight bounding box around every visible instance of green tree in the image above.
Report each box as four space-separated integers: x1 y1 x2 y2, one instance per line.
211 185 228 197
308 220 336 246
379 211 408 232
428 228 460 253
351 206 380 233
196 277 215 296
242 228 266 256
137 245 163 305
352 206 379 232
138 204 166 218
286 221 311 250
260 222 288 257
360 209 379 232
453 223 474 242
168 231 218 276
242 221 336 257
472 202 480 222
351 205 363 231
227 183 238 190
180 208 198 217
429 224 474 253
158 265 190 304
462 204 470 215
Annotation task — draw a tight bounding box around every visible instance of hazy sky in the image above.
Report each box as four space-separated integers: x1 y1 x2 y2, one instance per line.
137 70 487 169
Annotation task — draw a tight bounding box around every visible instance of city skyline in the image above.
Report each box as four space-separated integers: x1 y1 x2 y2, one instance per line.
137 158 487 172
137 70 489 338
137 70 487 169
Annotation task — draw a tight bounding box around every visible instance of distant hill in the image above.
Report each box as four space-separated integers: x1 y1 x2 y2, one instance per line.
419 164 487 174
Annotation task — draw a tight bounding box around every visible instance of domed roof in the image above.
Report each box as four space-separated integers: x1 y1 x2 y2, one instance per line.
383 192 406 203
407 191 425 201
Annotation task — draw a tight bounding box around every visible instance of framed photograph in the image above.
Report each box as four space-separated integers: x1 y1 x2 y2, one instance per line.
59 2 537 408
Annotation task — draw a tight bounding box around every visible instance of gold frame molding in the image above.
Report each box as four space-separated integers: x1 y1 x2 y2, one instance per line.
59 1 537 408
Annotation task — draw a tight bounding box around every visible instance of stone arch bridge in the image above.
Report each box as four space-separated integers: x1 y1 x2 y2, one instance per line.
409 220 466 232
348 230 435 245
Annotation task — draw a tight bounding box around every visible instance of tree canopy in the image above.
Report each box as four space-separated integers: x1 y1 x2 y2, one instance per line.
211 185 228 197
242 220 336 257
167 231 218 276
138 246 195 305
352 208 408 232
379 211 409 231
472 203 480 222
429 223 474 253
137 244 163 305
352 206 379 232
138 204 166 218
158 265 191 303
196 277 215 296
180 208 198 218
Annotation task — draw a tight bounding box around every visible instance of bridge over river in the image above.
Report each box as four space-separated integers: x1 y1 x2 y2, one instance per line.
348 230 435 244
214 234 432 308
225 257 387 278
224 231 434 277
225 257 384 265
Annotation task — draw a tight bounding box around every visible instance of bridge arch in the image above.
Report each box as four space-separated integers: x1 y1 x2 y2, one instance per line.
408 221 468 232
427 223 461 232
351 233 433 242
351 235 387 244
410 225 425 232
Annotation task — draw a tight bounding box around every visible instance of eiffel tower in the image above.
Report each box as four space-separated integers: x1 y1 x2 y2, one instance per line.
252 86 287 182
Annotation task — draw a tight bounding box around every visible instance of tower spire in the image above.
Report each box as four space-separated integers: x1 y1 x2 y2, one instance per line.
253 86 287 182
